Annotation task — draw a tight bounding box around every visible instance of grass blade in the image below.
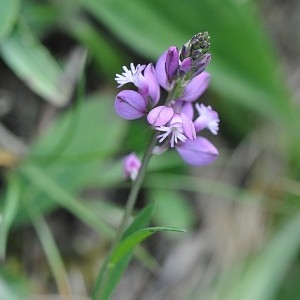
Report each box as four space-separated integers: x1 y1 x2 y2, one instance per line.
93 226 186 300
0 174 21 260
27 207 72 299
0 22 72 106
0 0 19 42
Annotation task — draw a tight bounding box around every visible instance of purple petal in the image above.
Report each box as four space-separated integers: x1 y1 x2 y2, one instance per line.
181 102 194 120
194 103 220 134
155 50 172 91
181 112 196 140
134 72 149 96
165 46 179 82
147 105 174 126
143 63 161 105
176 137 218 166
177 71 211 102
114 90 146 120
179 57 192 74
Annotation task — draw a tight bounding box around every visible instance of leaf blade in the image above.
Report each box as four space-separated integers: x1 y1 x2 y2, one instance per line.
0 23 72 106
93 226 186 300
0 0 19 42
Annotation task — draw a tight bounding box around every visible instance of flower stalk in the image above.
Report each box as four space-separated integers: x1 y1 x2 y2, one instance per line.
114 130 158 244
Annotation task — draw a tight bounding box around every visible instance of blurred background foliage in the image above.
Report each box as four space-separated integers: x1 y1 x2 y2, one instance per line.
0 0 300 299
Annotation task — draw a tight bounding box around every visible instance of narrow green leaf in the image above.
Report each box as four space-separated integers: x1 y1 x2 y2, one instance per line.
93 226 185 300
111 226 186 264
0 22 72 106
27 207 71 297
92 251 132 300
123 202 155 239
0 175 21 260
0 0 19 42
92 203 155 299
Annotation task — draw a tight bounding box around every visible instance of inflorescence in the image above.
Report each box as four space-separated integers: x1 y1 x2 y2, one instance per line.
115 32 220 179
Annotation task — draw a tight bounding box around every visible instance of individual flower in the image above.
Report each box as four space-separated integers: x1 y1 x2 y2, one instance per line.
114 62 160 119
147 105 196 148
165 46 180 83
123 152 141 181
147 102 219 166
194 103 220 134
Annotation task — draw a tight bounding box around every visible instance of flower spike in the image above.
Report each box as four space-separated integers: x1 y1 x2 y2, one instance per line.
114 31 220 168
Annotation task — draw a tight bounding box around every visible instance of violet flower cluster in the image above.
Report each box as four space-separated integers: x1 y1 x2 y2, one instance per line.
115 32 220 179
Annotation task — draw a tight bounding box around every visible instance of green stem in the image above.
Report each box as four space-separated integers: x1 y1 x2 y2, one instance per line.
115 78 190 235
94 87 179 299
114 130 159 244
93 130 159 299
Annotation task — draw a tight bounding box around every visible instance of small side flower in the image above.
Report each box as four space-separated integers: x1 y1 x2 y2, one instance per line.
123 153 141 181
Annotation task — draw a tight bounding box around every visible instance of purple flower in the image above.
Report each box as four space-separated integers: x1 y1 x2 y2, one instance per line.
114 32 220 168
165 46 179 83
123 152 141 180
194 103 220 134
114 90 146 120
115 62 160 106
148 101 219 166
155 50 174 91
148 106 196 148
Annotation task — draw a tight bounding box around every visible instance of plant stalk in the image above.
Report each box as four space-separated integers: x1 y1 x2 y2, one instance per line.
94 130 158 299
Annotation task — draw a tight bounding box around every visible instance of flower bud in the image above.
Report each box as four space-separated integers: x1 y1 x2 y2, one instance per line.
179 32 211 72
123 153 141 180
192 54 211 77
165 46 179 83
191 32 210 54
179 57 193 74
